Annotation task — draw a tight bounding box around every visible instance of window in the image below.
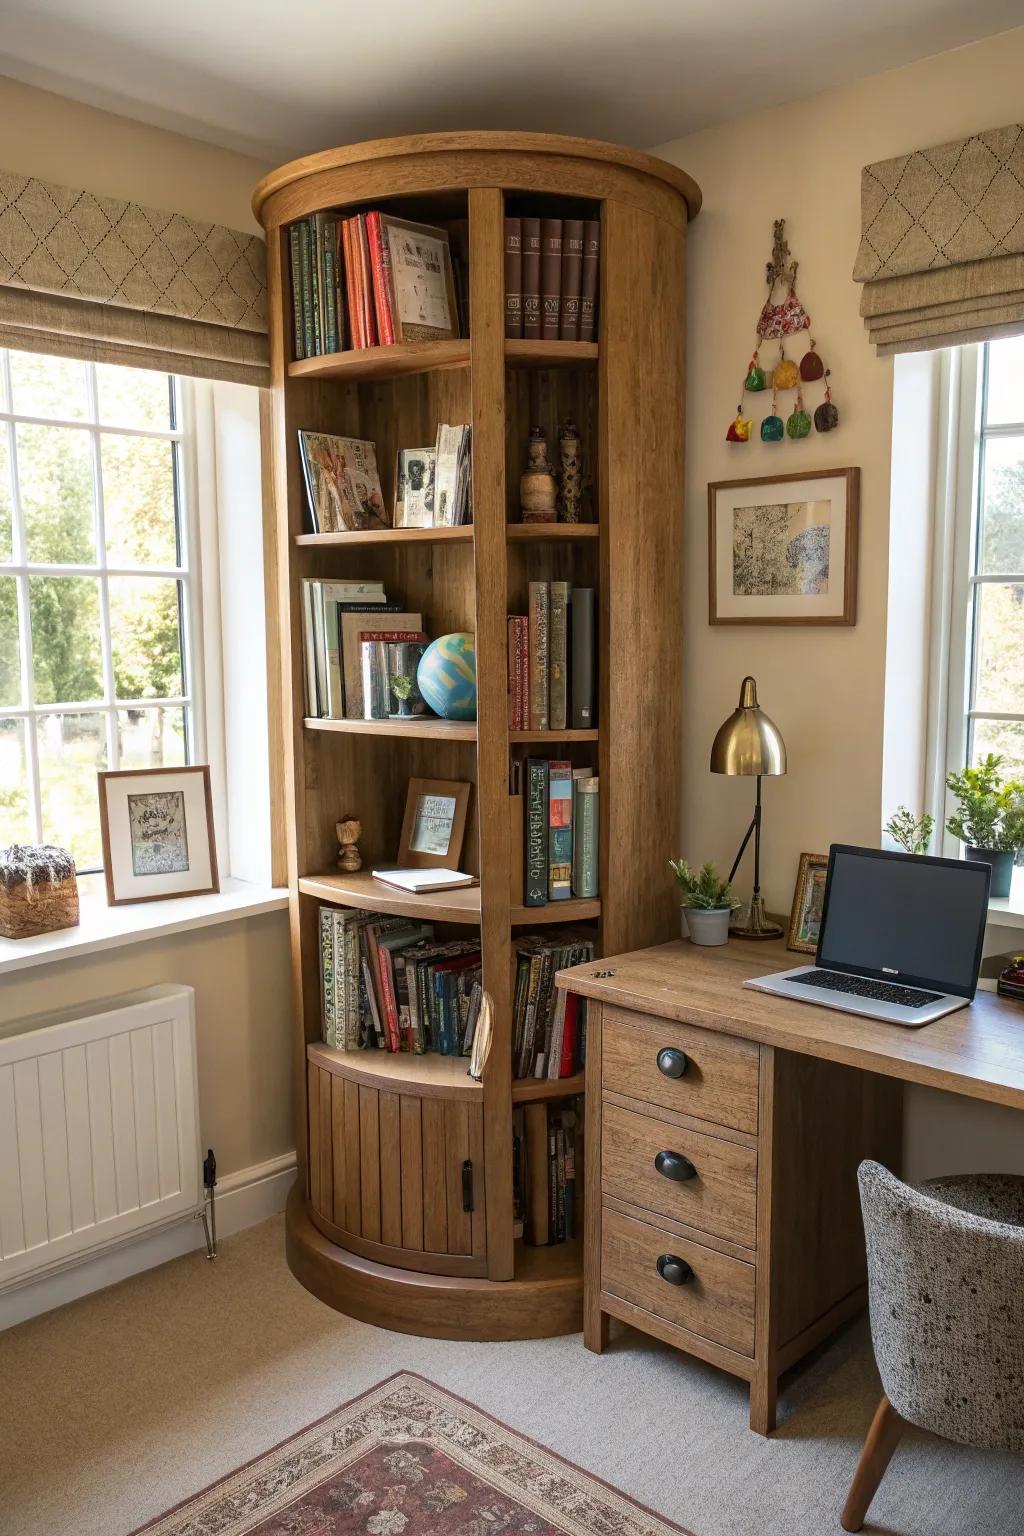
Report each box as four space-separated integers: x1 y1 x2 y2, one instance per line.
0 351 201 872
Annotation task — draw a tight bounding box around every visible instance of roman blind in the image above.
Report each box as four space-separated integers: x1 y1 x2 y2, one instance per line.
0 170 268 385
853 124 1024 356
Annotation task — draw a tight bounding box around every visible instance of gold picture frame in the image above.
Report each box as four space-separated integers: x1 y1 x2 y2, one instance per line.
786 852 829 954
397 778 471 869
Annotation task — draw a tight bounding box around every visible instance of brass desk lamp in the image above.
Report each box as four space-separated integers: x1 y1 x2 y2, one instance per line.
710 676 787 939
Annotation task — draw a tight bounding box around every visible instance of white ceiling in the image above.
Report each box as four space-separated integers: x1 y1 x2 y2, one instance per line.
0 0 1020 165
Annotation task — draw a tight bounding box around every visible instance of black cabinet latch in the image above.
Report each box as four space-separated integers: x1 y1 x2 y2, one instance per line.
462 1158 474 1213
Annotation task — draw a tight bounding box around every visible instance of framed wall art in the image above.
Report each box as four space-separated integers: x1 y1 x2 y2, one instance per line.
98 765 219 905
786 851 829 954
708 467 858 625
397 778 471 869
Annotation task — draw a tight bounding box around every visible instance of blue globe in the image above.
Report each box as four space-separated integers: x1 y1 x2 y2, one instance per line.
417 632 477 721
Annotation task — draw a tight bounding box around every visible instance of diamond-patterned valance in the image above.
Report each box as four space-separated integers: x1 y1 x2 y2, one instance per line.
853 125 1024 355
0 170 268 385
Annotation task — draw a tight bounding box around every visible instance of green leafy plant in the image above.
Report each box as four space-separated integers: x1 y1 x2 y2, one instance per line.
884 805 935 856
945 754 1024 852
669 859 736 911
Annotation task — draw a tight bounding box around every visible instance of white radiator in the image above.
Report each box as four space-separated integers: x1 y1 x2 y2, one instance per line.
0 985 201 1291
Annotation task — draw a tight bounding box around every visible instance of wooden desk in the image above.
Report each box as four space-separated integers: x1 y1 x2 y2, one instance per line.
557 936 1024 1434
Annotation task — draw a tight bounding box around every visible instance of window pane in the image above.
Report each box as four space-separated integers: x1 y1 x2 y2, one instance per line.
96 365 171 431
0 719 32 843
0 430 12 561
974 581 1024 714
36 711 107 869
9 352 88 421
117 706 187 770
0 575 20 705
108 576 184 700
972 718 1024 785
29 575 103 704
101 434 178 567
985 336 1024 427
17 423 96 564
981 435 1024 575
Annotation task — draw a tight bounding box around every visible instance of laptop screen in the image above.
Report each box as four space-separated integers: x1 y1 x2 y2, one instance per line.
817 846 990 997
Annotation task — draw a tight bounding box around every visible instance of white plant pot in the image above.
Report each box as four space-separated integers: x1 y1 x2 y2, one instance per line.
682 907 732 946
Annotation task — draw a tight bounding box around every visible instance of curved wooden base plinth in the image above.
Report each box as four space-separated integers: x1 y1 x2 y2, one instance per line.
286 1188 583 1341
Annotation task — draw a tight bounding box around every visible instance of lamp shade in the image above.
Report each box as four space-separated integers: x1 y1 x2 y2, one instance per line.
710 676 787 777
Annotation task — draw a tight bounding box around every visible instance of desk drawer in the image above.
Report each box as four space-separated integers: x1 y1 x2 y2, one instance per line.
602 1007 759 1134
602 1101 757 1249
601 1205 755 1357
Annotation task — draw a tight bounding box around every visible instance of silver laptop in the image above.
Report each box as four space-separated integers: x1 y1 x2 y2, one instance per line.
745 844 991 1027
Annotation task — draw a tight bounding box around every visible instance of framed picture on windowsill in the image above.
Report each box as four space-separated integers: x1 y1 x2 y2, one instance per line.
98 765 219 905
708 467 859 625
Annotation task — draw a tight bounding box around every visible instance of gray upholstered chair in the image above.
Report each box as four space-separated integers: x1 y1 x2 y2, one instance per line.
842 1160 1024 1531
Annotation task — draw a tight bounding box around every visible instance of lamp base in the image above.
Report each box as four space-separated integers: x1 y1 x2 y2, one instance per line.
729 893 784 941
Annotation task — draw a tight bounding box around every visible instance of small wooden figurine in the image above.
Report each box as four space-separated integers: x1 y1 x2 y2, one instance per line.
336 815 363 873
0 844 79 940
519 426 558 523
558 419 583 523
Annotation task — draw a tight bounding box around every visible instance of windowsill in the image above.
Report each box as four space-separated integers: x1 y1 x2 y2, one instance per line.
0 875 289 977
988 868 1024 934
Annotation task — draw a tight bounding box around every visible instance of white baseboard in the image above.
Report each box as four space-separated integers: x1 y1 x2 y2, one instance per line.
0 1151 297 1332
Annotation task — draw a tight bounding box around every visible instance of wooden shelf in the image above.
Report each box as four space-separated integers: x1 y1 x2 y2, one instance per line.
305 716 477 741
295 526 473 548
512 1071 586 1103
506 523 600 540
308 1041 482 1100
289 339 470 381
505 340 598 367
514 1236 582 1283
511 898 601 925
509 729 598 743
299 870 481 924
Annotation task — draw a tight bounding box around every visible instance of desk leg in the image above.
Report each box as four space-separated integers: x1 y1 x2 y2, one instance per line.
584 1298 610 1353
583 1000 606 1353
749 1369 777 1435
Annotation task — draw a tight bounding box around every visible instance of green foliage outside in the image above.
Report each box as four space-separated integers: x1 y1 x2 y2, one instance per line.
669 858 737 911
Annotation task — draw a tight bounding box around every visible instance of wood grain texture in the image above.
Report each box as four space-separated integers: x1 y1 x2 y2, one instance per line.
421 1096 448 1255
378 1091 402 1248
598 1290 756 1383
601 1007 760 1134
841 1395 906 1533
750 1044 778 1435
308 1042 482 1099
583 1000 608 1353
289 340 469 380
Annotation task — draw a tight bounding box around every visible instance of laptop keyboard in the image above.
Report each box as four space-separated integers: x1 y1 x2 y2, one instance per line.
792 969 942 1009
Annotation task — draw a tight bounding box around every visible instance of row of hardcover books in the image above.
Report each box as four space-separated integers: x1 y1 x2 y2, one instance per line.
513 933 593 1079
512 759 599 904
300 578 424 719
509 583 595 733
319 907 482 1055
513 1102 581 1246
289 210 466 358
504 215 600 342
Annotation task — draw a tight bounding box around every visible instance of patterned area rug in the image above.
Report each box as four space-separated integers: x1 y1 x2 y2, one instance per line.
132 1372 693 1536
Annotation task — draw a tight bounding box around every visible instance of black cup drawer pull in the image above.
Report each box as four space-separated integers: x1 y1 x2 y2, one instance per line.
654 1149 697 1182
656 1253 694 1286
656 1047 689 1079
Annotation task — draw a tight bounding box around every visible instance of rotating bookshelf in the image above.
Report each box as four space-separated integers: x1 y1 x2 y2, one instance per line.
254 132 700 1340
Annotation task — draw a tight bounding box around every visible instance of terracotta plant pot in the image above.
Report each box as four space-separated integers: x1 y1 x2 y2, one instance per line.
682 907 732 946
966 846 1014 900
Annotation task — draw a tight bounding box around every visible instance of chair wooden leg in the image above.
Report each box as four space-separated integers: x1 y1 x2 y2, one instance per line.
841 1394 905 1532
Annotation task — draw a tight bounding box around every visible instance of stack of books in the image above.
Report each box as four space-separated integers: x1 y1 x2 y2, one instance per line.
521 760 599 904
319 906 482 1055
503 214 600 342
513 1101 581 1245
512 931 594 1079
299 426 472 535
300 578 423 719
289 211 467 359
508 583 595 732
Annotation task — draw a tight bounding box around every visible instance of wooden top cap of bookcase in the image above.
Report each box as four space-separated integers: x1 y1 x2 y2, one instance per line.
252 129 701 225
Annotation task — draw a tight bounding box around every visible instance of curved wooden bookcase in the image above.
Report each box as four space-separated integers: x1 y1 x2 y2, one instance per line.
256 131 698 1340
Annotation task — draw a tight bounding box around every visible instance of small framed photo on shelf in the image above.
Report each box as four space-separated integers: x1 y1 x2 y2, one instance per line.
708 467 858 626
787 852 829 954
398 778 471 869
98 766 219 906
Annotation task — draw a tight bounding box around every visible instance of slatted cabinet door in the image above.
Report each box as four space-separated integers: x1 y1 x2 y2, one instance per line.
306 1052 487 1277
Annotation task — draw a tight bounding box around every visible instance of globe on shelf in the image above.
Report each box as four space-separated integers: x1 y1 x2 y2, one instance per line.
417 632 477 721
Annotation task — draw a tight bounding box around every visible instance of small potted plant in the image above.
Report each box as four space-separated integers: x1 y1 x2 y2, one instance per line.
883 806 935 856
670 858 737 945
945 754 1024 899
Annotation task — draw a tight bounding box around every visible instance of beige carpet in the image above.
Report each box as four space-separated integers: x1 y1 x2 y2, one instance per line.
1 1216 1021 1536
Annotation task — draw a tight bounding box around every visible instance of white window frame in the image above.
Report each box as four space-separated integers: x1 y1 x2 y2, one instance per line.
0 352 206 869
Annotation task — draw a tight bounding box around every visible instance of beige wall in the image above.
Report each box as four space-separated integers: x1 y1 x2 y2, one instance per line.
1 913 292 1177
655 26 1024 1178
0 74 269 231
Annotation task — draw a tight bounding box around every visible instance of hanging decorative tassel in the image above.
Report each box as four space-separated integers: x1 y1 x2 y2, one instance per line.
744 349 767 391
726 409 752 442
813 372 840 432
800 339 825 381
761 382 784 441
786 387 812 439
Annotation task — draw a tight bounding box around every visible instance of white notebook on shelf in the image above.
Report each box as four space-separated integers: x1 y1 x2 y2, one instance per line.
371 867 478 894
